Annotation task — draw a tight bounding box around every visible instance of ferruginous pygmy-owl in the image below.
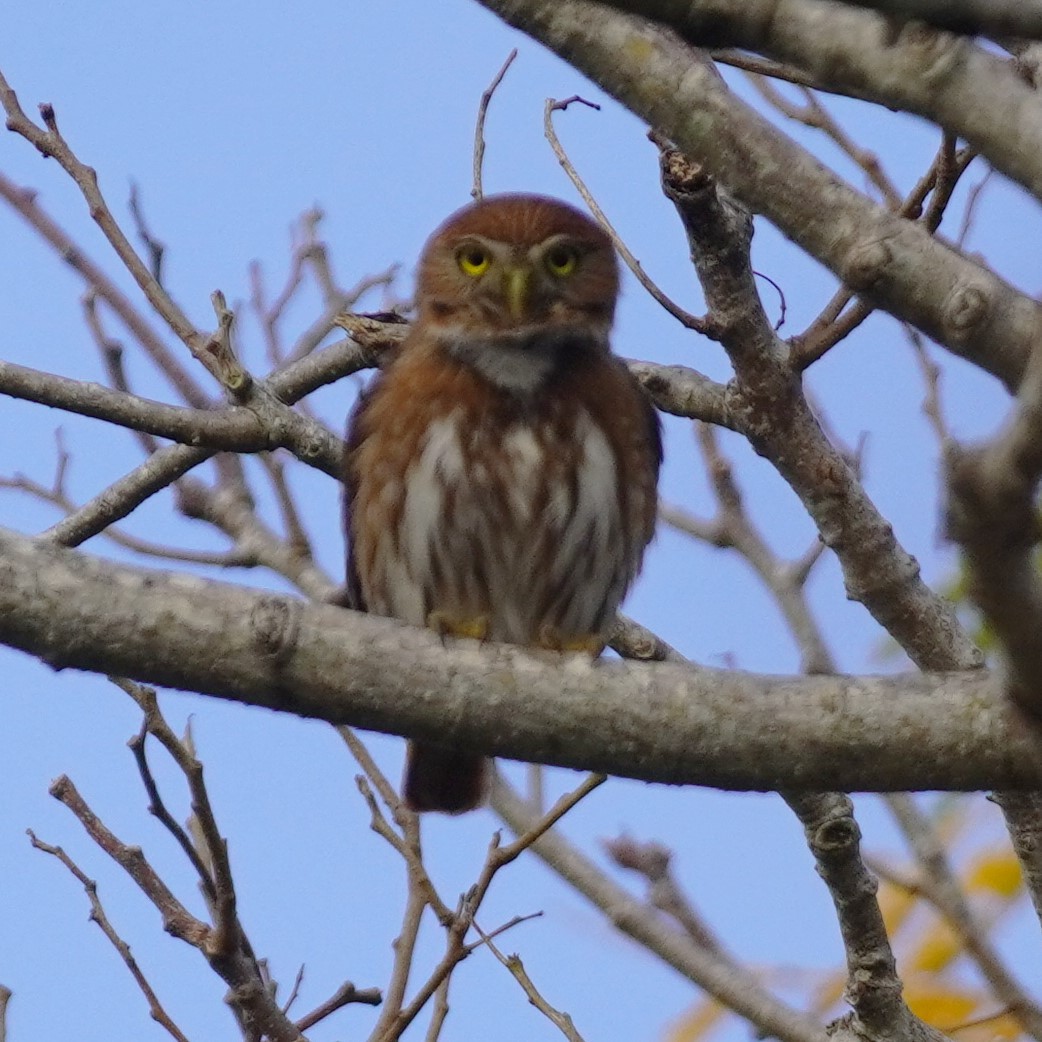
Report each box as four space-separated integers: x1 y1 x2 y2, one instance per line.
344 193 662 813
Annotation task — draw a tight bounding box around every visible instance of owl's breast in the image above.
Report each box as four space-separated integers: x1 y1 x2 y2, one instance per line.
355 403 633 644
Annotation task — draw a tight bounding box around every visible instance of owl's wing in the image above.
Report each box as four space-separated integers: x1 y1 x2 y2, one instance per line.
341 383 376 613
642 373 665 474
613 355 664 552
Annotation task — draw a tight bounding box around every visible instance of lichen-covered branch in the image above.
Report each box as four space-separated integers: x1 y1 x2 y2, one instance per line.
589 0 1042 205
0 527 1038 791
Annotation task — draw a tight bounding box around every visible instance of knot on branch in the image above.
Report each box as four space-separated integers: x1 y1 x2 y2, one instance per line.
942 283 990 338
844 239 892 291
893 21 965 86
249 596 302 667
813 812 862 856
657 145 713 200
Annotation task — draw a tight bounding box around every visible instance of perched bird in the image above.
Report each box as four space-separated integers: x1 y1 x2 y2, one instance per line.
344 193 661 813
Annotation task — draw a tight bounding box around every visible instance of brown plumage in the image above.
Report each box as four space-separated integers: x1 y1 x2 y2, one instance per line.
344 193 661 813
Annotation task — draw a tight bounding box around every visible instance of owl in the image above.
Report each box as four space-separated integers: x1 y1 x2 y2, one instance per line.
344 193 662 813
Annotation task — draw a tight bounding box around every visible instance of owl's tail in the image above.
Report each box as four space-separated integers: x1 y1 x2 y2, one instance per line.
403 742 489 814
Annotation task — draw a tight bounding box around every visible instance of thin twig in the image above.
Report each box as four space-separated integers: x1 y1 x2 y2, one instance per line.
128 181 166 285
119 682 241 955
885 794 1042 1038
0 169 210 409
295 980 382 1031
0 74 235 388
27 831 192 1042
471 922 588 1042
749 77 901 208
792 136 978 370
957 168 995 248
0 983 10 1042
906 328 954 451
422 979 451 1042
472 49 518 200
490 776 826 1042
544 97 710 333
604 835 722 952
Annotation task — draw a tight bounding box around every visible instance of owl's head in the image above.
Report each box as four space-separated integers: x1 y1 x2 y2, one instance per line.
413 194 620 392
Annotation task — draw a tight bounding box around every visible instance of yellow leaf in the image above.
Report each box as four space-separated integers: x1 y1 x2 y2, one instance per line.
906 985 1021 1040
967 1013 1025 1041
904 984 978 1026
966 851 1023 899
665 999 726 1042
878 880 918 938
910 922 961 972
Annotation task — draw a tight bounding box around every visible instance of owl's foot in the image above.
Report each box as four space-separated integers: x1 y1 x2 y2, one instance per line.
427 611 490 643
536 626 605 656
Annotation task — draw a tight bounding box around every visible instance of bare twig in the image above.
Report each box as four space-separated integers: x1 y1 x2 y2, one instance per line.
883 795 1042 1038
260 452 315 561
367 771 605 1042
0 170 209 409
544 97 710 334
27 831 191 1042
128 181 166 285
0 983 10 1042
422 980 451 1042
907 328 954 451
604 835 722 952
0 75 234 387
491 776 826 1042
295 980 382 1031
792 136 978 369
956 168 995 248
749 78 901 208
472 49 518 200
471 922 588 1042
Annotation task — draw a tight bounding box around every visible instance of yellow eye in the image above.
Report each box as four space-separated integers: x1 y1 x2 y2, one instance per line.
457 246 491 277
544 244 579 278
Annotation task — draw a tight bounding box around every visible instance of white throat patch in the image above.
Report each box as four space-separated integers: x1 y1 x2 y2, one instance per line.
441 332 558 394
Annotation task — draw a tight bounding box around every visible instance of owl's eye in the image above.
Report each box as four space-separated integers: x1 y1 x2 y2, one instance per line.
544 244 579 278
457 246 492 277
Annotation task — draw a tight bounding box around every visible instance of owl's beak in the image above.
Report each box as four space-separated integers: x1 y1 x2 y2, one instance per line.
503 266 531 322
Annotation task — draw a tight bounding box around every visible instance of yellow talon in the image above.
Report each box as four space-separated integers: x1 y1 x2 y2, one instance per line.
536 626 605 656
427 611 490 642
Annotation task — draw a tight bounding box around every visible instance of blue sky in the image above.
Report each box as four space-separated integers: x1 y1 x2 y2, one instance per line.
1 3 1038 1041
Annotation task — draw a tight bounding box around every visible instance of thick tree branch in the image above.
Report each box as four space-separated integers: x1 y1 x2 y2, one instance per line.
0 527 1039 791
589 1 1042 205
830 0 1042 40
474 0 1042 391
655 149 978 672
25 335 368 549
0 358 340 472
947 342 1042 716
945 340 1042 924
787 793 947 1042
